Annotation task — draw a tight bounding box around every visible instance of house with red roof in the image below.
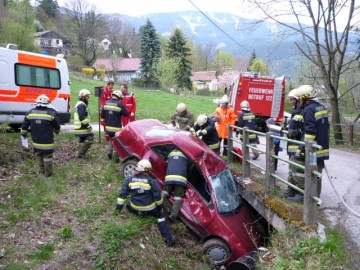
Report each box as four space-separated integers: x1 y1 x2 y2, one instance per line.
93 58 141 83
190 71 218 91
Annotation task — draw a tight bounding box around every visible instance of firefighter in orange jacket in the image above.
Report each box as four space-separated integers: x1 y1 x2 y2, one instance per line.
121 83 136 126
214 95 237 156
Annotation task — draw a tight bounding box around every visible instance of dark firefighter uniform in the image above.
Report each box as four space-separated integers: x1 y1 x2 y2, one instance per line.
190 118 220 154
21 106 60 176
74 99 93 158
101 97 128 160
294 100 329 196
237 109 260 159
116 173 175 246
162 149 189 221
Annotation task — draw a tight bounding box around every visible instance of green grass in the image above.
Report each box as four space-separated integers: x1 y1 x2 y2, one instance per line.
69 73 220 124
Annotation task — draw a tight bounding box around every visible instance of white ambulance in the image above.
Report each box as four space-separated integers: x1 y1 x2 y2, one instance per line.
0 44 71 129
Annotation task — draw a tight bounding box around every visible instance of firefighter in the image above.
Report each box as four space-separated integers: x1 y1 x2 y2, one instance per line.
115 159 175 246
101 90 128 161
121 83 136 126
20 94 60 177
281 88 304 199
237 100 260 160
190 114 220 154
170 103 194 131
74 89 94 159
290 85 329 202
162 148 189 222
214 95 237 156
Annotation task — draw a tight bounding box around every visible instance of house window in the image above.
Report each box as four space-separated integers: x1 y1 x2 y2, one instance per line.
56 40 60 44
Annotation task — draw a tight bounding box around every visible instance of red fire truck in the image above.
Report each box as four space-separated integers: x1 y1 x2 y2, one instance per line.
228 72 286 131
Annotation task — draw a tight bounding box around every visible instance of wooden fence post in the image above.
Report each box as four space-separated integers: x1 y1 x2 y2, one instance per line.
303 139 318 225
265 132 275 193
349 124 354 146
242 127 251 179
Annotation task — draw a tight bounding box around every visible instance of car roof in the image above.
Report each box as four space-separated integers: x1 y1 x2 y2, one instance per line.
121 119 227 176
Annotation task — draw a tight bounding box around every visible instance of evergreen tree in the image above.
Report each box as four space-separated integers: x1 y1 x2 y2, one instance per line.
247 49 257 71
38 0 59 18
139 19 161 87
166 28 192 90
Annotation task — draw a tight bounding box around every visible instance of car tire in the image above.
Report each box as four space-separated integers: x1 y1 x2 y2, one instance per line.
203 238 231 265
122 159 138 179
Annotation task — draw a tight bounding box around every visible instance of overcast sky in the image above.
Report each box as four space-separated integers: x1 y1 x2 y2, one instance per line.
56 0 250 17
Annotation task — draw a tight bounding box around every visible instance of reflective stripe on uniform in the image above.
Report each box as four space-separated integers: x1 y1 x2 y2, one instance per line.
32 142 54 150
130 201 156 211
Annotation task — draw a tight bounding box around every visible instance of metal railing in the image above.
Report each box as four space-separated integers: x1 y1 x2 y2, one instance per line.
227 125 323 225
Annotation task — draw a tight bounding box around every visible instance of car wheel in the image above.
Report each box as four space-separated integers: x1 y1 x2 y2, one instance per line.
203 238 231 265
122 159 138 179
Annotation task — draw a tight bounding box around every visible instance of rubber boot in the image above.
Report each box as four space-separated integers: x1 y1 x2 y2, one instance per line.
158 219 175 246
43 153 53 177
161 191 171 212
169 197 182 222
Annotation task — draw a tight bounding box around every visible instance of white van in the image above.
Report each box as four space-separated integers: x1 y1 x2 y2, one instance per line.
0 45 71 128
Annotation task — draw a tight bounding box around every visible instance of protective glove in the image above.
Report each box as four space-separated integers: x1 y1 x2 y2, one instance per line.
87 125 92 131
196 130 203 137
189 128 196 136
115 204 123 212
287 129 301 139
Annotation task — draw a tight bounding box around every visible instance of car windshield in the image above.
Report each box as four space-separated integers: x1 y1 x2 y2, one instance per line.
210 169 241 214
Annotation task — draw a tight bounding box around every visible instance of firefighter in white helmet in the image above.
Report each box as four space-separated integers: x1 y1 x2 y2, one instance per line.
115 159 175 246
101 90 128 161
190 114 220 154
213 95 237 157
236 100 260 160
170 102 194 131
287 85 329 202
74 89 93 158
20 94 60 177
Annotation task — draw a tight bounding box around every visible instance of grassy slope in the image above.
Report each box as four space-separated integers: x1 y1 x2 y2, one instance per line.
0 74 350 269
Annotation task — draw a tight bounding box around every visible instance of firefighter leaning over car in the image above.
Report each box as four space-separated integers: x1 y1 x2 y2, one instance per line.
21 94 60 177
101 90 128 161
170 103 194 131
115 159 175 246
287 85 330 202
281 88 304 199
74 89 94 159
213 95 237 157
190 114 220 155
236 100 260 160
162 148 189 222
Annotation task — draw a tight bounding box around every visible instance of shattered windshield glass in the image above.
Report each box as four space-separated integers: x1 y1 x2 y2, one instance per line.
210 169 241 214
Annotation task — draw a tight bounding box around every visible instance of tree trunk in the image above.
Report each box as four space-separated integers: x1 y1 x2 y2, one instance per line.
329 96 343 145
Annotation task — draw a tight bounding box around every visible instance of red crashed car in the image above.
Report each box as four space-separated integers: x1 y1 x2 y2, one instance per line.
113 119 265 266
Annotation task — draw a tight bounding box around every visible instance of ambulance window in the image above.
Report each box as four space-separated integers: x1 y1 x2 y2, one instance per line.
15 64 61 89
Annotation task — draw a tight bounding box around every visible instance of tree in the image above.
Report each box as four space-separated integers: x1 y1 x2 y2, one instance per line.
249 58 271 75
213 50 235 74
247 49 257 71
166 28 192 90
139 19 161 87
153 56 181 90
251 0 360 144
217 70 240 89
64 0 106 66
38 0 59 18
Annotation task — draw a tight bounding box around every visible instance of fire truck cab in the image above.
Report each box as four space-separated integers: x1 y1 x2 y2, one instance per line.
229 72 285 131
0 45 71 129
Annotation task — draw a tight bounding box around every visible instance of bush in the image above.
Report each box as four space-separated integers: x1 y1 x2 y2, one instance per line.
82 67 95 78
132 78 144 87
195 88 211 96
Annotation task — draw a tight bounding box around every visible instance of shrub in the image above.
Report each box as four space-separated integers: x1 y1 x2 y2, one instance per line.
82 67 95 78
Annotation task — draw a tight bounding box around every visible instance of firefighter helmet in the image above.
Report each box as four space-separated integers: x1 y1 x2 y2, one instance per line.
288 89 299 100
176 103 187 113
240 100 250 110
79 89 91 98
196 114 208 126
220 95 230 104
112 90 123 99
296 85 317 99
36 94 50 105
135 159 152 173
